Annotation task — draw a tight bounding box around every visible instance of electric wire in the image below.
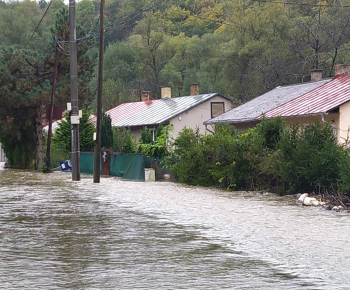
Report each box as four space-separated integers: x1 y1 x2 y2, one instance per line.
119 0 164 24
59 33 100 43
57 38 70 51
252 0 350 8
54 0 166 45
57 40 70 56
30 0 348 77
41 49 55 65
25 0 54 48
59 16 100 43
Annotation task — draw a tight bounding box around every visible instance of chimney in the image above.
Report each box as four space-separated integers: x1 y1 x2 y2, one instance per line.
335 64 350 76
161 86 171 99
141 91 150 102
190 84 199 95
310 69 323 82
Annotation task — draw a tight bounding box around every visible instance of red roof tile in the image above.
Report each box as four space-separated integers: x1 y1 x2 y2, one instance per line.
90 99 161 125
262 74 350 118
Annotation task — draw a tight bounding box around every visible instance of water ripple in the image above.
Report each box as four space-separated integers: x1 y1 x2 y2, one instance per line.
0 170 349 289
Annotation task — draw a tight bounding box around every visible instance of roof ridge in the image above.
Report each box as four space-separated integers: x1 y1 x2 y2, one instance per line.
274 78 331 89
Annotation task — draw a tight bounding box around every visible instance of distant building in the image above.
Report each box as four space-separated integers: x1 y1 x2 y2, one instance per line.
97 85 233 141
206 65 350 145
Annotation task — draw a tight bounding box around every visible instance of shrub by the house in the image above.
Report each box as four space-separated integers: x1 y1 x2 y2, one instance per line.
166 118 350 195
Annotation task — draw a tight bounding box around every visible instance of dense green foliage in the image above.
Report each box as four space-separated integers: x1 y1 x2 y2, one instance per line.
0 3 96 168
112 127 137 153
166 119 350 194
9 0 345 110
40 130 71 172
139 124 173 158
3 0 350 172
101 113 113 149
52 108 96 157
90 0 350 105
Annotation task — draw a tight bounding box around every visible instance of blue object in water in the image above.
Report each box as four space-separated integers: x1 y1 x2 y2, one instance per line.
60 159 72 171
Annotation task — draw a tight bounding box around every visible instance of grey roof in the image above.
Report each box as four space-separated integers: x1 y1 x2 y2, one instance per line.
113 93 229 127
205 79 331 124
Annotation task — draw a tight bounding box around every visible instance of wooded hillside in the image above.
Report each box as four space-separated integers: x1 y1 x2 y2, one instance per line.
2 0 350 167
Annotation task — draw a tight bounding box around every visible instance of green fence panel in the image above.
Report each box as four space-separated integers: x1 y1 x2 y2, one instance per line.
80 152 101 174
110 154 146 180
80 152 94 174
80 152 169 180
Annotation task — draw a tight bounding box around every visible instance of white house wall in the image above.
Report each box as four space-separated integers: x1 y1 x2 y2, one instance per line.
339 102 350 144
170 96 233 137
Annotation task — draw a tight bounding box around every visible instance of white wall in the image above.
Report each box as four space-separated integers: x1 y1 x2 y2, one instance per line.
339 102 350 144
170 95 233 137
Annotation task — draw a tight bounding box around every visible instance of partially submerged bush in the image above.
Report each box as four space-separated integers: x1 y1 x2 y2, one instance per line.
166 118 350 194
278 122 344 194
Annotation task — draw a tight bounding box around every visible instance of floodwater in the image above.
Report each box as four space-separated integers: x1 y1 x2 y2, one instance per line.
0 165 350 289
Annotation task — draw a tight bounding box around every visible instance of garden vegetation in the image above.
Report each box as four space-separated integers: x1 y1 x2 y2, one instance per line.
165 118 350 195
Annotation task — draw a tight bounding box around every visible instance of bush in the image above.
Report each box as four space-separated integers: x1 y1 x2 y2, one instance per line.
41 130 70 171
112 127 137 153
167 119 350 194
138 124 173 158
52 108 95 154
12 143 34 169
139 126 153 145
0 121 36 169
167 127 214 186
338 148 350 192
278 122 345 194
101 113 113 149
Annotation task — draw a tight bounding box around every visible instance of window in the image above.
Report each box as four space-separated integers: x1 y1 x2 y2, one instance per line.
211 102 224 118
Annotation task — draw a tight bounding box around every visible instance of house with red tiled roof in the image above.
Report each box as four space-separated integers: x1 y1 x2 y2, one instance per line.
98 85 233 141
206 65 350 145
262 66 350 144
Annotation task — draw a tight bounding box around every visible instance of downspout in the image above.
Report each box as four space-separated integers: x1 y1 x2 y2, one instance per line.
205 124 215 134
321 113 337 138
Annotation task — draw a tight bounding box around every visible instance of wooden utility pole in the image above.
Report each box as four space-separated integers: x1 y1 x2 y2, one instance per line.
93 0 105 183
69 0 80 181
46 41 59 172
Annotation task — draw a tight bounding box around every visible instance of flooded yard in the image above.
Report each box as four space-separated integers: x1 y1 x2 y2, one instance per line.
0 166 349 289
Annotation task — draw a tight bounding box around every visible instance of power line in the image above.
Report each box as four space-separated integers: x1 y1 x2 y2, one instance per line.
57 0 166 43
25 0 54 48
252 0 350 8
58 16 101 43
41 48 55 65
57 38 70 51
57 43 70 56
120 0 166 25
120 0 159 23
59 33 99 43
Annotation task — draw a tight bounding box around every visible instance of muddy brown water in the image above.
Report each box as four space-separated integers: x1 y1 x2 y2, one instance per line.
0 167 349 289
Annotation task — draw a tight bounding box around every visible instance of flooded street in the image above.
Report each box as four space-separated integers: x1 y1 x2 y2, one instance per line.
1 166 350 289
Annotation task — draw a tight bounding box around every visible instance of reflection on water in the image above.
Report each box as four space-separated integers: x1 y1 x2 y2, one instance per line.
0 169 350 289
